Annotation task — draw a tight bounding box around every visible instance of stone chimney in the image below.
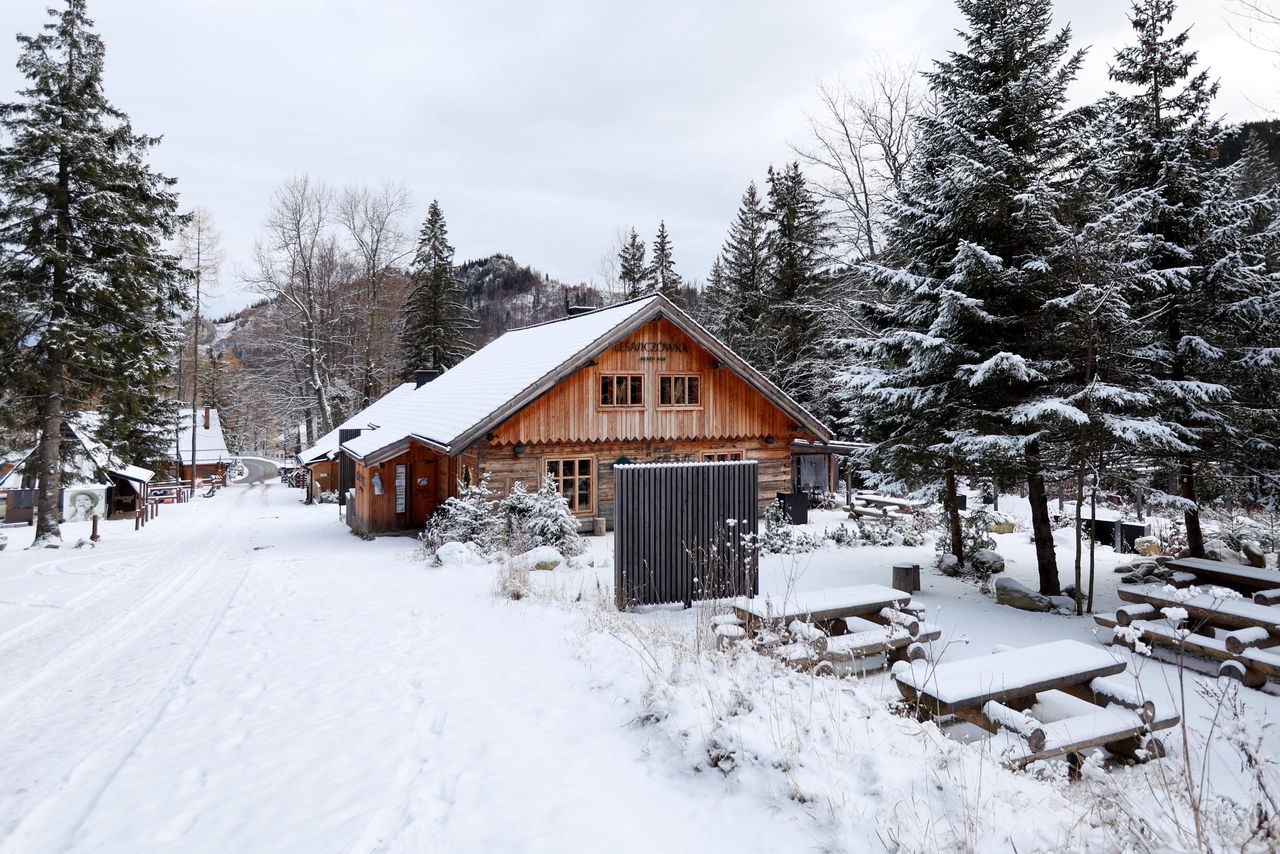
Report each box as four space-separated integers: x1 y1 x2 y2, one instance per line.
203 406 211 429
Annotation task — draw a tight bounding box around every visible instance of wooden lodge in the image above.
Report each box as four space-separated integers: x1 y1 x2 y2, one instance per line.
172 406 231 485
327 295 832 536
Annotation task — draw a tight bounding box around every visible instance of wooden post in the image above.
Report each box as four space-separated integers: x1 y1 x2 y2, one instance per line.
592 516 606 536
135 508 141 531
90 514 100 542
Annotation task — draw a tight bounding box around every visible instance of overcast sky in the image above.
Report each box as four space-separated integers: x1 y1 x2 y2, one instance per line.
1 1 1276 315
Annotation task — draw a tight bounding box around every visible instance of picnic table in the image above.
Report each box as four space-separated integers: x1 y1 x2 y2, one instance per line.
1165 557 1280 595
729 584 938 673
893 639 1178 768
1097 582 1280 688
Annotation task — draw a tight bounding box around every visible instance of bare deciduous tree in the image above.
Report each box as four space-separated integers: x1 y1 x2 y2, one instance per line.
793 58 924 262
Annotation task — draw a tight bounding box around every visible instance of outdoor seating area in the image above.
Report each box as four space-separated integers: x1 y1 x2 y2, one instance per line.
892 639 1179 769
848 492 917 523
1096 582 1280 689
723 583 940 673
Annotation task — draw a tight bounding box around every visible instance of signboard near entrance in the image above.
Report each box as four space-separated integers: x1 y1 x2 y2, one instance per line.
394 464 407 514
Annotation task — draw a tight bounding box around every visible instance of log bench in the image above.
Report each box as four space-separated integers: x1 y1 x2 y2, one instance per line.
1096 583 1280 689
1165 557 1280 595
891 639 1178 769
730 584 933 673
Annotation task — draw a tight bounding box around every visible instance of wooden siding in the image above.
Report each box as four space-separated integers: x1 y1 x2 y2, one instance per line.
469 437 791 528
492 318 799 446
307 458 339 502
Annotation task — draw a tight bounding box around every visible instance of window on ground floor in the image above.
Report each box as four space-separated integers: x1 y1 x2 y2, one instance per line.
546 457 593 513
702 451 744 462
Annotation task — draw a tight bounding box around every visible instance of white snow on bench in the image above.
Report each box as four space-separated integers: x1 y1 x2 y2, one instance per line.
894 640 1121 707
732 584 910 622
1121 584 1280 628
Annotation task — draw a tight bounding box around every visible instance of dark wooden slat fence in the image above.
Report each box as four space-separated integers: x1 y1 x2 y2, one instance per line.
614 461 759 609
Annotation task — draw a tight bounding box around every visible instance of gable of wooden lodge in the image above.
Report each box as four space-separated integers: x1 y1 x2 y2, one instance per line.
334 299 830 536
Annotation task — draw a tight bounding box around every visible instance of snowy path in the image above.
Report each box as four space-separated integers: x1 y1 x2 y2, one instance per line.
0 485 817 854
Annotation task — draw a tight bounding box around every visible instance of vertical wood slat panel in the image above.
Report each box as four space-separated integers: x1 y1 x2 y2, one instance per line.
614 461 758 609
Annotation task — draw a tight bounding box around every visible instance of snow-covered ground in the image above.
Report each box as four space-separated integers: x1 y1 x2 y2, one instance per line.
0 485 1276 852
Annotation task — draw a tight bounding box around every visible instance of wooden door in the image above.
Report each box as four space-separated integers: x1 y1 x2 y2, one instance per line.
409 458 438 527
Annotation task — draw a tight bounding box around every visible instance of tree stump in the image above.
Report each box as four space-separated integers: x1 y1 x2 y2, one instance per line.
892 562 921 593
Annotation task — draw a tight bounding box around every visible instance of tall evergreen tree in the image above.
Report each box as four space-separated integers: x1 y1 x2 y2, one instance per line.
0 0 189 545
399 201 475 375
617 228 647 300
717 182 771 360
850 0 1090 593
646 220 682 298
763 163 834 414
697 256 729 332
1103 0 1280 554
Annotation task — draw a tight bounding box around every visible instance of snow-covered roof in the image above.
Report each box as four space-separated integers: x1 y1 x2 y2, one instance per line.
341 294 831 462
173 408 231 465
298 382 419 464
0 412 155 488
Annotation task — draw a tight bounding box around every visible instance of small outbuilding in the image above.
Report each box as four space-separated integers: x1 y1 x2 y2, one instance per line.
337 294 832 536
172 406 231 486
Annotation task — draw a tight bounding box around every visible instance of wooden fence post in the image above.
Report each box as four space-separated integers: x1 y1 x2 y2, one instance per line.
90 514 100 542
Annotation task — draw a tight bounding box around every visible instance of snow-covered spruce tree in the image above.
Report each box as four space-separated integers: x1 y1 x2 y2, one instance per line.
422 474 500 557
399 200 475 376
851 0 1092 594
0 0 189 545
762 162 836 419
498 476 585 557
646 221 682 299
717 182 772 359
1102 0 1280 555
696 256 729 333
617 228 647 300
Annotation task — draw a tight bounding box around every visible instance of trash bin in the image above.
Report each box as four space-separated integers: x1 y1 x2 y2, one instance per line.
775 492 808 525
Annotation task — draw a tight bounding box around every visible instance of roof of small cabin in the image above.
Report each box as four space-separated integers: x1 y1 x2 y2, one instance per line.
173 408 231 465
0 413 154 489
341 294 831 463
298 382 418 464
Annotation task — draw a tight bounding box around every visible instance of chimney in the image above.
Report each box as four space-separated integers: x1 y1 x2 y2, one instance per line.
203 406 211 429
566 305 595 317
415 369 442 388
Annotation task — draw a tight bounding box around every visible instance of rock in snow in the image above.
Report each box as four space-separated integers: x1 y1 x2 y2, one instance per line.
971 549 1005 575
1241 541 1267 569
937 553 961 577
435 541 485 566
994 577 1052 612
515 545 565 571
1203 539 1246 565
1134 535 1161 556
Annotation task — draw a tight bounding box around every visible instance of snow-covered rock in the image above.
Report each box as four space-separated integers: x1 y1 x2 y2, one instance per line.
514 545 565 571
1203 539 1246 565
1241 541 1267 568
937 553 961 577
0 533 6 551
971 548 1005 575
1134 535 1161 556
994 577 1051 612
435 541 485 566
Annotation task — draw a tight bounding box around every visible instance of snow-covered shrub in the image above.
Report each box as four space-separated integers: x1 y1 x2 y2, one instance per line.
499 475 586 558
1152 517 1188 558
421 475 500 559
493 557 531 600
317 489 338 504
822 524 860 547
760 500 820 554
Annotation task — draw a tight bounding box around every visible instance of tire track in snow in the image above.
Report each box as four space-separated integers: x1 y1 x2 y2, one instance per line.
0 487 264 853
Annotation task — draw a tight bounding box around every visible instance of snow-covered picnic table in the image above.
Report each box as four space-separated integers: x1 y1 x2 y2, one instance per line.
731 584 911 626
728 584 934 674
1165 557 1280 595
893 640 1178 769
1098 583 1280 688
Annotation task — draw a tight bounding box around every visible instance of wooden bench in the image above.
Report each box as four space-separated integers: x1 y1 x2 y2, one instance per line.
1165 557 1280 595
1096 583 1280 688
892 639 1178 769
731 584 935 673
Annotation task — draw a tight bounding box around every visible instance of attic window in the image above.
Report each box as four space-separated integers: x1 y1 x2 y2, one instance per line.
600 374 643 407
658 375 701 407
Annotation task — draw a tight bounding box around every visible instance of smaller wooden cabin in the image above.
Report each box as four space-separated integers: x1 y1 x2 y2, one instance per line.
298 381 419 503
338 295 832 536
172 407 231 485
